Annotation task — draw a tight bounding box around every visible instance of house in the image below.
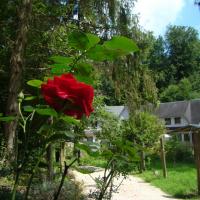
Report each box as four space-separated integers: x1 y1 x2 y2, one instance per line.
84 99 200 145
105 106 129 120
154 99 200 145
83 106 128 143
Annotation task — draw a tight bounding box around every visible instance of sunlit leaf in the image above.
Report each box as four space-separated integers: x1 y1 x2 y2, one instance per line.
0 116 15 122
24 106 35 112
86 33 100 49
36 108 58 117
49 56 73 65
60 115 80 125
27 80 43 88
75 63 93 76
104 36 139 54
24 96 37 101
45 133 73 144
51 64 72 75
76 143 99 157
86 45 117 61
68 31 89 50
75 74 93 85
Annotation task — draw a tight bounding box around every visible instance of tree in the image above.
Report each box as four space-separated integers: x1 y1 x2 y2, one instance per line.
148 25 200 97
160 78 200 102
165 26 200 81
125 112 165 171
5 0 32 159
148 36 169 89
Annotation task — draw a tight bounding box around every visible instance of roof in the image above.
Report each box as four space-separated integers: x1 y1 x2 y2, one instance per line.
105 106 129 119
105 106 125 117
154 101 189 118
154 99 200 125
190 99 200 124
106 99 200 125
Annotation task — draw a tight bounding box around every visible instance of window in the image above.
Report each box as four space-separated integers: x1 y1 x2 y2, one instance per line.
175 117 181 124
165 118 171 125
184 133 190 142
87 137 93 142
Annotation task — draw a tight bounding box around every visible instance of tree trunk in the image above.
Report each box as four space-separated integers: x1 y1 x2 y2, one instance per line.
5 0 32 160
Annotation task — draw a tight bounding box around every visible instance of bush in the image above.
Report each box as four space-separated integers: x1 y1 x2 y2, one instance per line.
80 153 106 168
29 178 86 200
165 138 194 163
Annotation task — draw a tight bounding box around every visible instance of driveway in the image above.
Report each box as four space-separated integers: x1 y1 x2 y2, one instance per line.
73 170 180 200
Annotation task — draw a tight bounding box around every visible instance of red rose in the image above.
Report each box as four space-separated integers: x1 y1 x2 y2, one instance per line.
41 73 94 119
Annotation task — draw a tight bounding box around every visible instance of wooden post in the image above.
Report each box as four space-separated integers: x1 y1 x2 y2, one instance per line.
46 117 54 181
47 144 54 182
60 142 65 172
192 132 200 195
140 143 146 172
160 135 167 178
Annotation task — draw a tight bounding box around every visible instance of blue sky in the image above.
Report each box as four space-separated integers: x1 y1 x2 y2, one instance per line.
134 0 200 37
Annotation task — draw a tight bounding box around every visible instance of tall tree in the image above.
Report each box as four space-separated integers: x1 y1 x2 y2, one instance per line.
5 0 32 158
165 25 200 81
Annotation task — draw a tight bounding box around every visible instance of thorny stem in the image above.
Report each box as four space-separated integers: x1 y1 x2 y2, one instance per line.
53 158 78 200
24 145 49 200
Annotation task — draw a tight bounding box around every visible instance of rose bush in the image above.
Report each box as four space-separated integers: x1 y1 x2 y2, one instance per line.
41 73 94 119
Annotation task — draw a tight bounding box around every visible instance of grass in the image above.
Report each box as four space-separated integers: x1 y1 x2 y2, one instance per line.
80 154 107 168
137 161 199 199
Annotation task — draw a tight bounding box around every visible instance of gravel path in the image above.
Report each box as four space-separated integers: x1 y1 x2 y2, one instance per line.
73 170 180 200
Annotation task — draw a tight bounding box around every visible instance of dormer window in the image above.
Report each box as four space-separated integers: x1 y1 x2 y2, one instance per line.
175 117 181 124
165 118 171 125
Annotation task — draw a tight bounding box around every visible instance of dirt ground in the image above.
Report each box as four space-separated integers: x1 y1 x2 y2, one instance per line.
73 170 180 200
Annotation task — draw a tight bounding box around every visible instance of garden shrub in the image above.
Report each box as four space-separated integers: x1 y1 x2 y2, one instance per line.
165 138 194 163
29 178 86 200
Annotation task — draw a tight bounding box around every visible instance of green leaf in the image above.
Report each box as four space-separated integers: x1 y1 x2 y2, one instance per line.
49 56 73 65
24 96 37 101
51 64 72 75
0 116 15 122
0 113 3 117
86 33 100 49
37 124 51 134
104 36 139 54
24 106 35 112
27 80 43 88
45 133 73 144
68 31 89 50
60 115 80 125
75 63 93 76
86 45 117 61
36 108 58 117
75 75 93 85
76 143 99 157
101 149 113 158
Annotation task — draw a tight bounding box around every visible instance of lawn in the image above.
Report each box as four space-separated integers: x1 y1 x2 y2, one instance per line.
137 161 198 199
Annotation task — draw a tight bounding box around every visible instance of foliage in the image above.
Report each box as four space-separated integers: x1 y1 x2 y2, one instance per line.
80 154 107 168
149 25 200 100
79 107 140 199
0 23 139 199
165 136 194 163
125 112 165 150
28 179 86 200
160 78 199 102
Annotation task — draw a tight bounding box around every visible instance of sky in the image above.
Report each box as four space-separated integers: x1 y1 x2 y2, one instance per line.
134 0 200 37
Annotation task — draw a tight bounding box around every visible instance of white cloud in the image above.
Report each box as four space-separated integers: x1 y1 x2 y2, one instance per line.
134 0 185 36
